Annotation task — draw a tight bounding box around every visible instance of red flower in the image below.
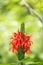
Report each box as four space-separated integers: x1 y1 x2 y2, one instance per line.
10 31 32 53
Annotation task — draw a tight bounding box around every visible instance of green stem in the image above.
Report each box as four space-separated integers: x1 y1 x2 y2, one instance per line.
17 23 25 64
21 22 25 34
20 62 25 65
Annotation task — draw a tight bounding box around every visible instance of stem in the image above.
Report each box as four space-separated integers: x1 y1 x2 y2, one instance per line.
17 23 25 60
20 62 25 65
21 0 43 24
21 22 25 34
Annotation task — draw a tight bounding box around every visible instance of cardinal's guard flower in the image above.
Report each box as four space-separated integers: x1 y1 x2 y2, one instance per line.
9 23 32 65
10 31 31 53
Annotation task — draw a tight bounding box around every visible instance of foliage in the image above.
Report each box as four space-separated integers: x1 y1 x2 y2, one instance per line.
0 0 43 64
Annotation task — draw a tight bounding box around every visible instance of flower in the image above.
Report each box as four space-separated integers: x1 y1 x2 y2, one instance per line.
9 31 32 53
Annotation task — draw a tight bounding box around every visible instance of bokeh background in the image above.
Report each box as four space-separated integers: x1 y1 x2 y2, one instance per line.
0 0 43 65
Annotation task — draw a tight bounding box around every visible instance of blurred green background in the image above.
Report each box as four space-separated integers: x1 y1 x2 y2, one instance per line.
0 0 43 65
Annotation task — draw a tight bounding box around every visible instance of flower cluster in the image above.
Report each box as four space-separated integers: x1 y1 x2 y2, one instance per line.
10 31 32 53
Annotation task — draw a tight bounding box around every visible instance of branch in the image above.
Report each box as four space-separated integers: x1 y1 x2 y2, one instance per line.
21 0 43 24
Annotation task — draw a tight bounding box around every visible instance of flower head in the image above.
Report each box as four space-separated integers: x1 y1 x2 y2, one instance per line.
10 31 32 53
